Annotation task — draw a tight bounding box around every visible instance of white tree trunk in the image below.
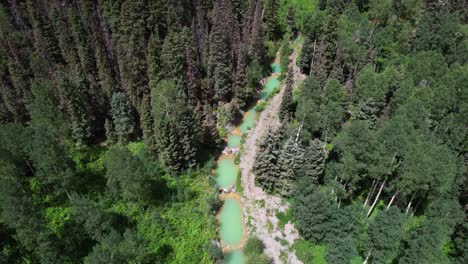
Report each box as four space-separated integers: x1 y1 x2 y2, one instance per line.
363 251 371 264
364 179 377 208
406 193 415 215
331 175 338 195
386 189 400 209
295 120 304 144
367 179 386 217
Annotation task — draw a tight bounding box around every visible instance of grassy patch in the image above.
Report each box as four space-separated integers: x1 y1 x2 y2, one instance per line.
291 240 326 264
266 220 274 233
255 101 267 112
257 199 265 208
404 215 426 233
280 239 289 247
369 200 385 220
276 208 293 230
352 255 364 264
236 169 243 193
280 250 288 263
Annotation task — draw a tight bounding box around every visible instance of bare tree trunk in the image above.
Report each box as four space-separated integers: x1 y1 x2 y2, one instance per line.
363 251 371 264
322 128 329 151
309 38 317 75
411 194 425 216
364 179 377 208
331 175 338 195
65 189 72 201
406 193 415 215
295 120 304 144
367 179 386 217
386 189 400 209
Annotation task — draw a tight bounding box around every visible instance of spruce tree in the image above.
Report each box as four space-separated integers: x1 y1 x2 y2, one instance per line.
277 136 304 196
279 64 296 121
253 127 285 193
26 0 62 65
116 0 149 105
151 80 199 171
110 92 135 143
296 139 325 191
27 81 75 200
208 0 234 102
249 0 264 62
68 8 97 79
59 75 94 144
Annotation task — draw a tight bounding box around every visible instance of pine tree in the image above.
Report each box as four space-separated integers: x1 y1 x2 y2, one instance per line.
296 139 325 191
110 92 135 143
208 0 234 102
26 0 62 65
139 94 156 151
249 0 264 62
262 0 281 41
27 81 75 200
253 127 285 192
277 137 304 196
59 75 94 144
50 7 79 69
147 32 163 87
279 64 296 121
68 8 97 80
160 28 192 95
151 80 199 171
116 0 149 105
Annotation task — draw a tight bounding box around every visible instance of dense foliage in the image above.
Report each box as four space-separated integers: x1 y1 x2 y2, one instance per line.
253 0 467 263
0 0 466 263
0 0 289 263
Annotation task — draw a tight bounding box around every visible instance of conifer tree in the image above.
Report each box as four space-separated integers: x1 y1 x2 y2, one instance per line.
277 137 304 196
296 139 325 191
110 92 135 143
50 8 79 69
262 0 281 41
151 80 199 171
279 64 296 121
116 0 149 105
139 94 156 151
26 0 62 65
253 128 283 192
249 0 264 62
68 8 97 81
59 75 94 144
27 81 75 200
208 0 234 102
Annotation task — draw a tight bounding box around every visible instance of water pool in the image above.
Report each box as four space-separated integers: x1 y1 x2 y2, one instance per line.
219 198 243 246
260 77 280 99
240 109 257 133
215 158 239 188
224 250 245 264
227 134 241 148
271 62 281 74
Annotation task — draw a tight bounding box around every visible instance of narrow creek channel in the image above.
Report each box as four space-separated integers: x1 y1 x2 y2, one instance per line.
215 55 282 264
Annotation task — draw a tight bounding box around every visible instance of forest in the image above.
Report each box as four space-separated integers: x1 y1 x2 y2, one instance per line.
0 0 466 264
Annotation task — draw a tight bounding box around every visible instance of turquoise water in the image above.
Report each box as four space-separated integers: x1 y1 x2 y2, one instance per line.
225 250 245 264
215 158 239 188
219 199 243 246
239 109 257 133
271 62 281 74
260 77 280 99
227 134 241 148
218 54 283 264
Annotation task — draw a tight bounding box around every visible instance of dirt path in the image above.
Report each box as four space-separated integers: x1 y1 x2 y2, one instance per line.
239 47 304 264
